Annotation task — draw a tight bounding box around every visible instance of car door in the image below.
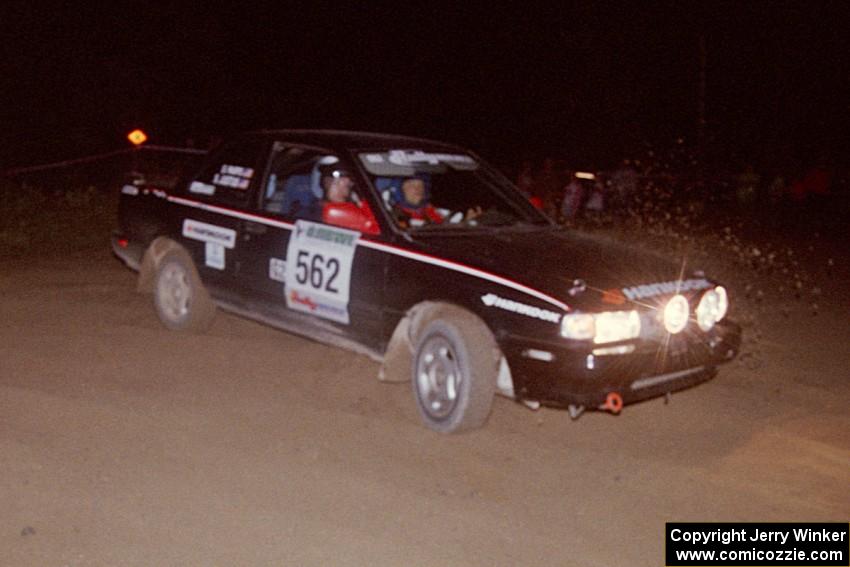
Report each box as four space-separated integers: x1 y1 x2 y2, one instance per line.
171 137 268 297
234 143 388 351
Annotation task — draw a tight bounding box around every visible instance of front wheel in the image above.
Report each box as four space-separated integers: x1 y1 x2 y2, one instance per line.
412 311 499 433
153 249 216 332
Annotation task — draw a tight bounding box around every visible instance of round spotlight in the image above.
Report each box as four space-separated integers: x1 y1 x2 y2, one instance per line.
696 286 729 331
663 294 689 334
715 285 728 321
697 289 719 331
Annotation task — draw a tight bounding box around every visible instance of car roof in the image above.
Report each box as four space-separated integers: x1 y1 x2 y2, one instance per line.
243 129 471 154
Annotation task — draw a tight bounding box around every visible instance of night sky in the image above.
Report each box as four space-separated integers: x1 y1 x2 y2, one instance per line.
2 2 848 170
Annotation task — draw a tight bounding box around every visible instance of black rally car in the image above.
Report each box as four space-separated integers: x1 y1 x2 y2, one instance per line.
112 130 741 433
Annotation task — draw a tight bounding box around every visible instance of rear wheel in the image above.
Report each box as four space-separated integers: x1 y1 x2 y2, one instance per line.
153 249 216 332
411 309 499 433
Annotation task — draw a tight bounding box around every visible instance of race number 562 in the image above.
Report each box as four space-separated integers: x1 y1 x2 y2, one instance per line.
294 250 340 294
285 220 360 324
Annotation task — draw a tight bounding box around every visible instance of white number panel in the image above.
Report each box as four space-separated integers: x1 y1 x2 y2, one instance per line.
284 220 360 324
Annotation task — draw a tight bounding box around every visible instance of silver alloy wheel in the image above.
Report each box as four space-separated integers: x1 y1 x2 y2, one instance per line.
157 261 191 323
415 335 462 420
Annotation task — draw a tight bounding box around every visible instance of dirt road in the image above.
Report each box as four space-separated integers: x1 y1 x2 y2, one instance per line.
1 252 848 566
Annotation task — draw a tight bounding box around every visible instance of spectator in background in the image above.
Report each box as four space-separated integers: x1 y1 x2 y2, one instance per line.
767 170 787 206
516 160 535 196
736 165 760 207
585 175 605 213
791 160 834 228
533 157 562 216
790 160 832 202
560 173 584 221
609 159 639 209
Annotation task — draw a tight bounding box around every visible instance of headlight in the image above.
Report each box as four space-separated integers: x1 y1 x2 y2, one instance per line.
560 313 595 340
663 294 689 334
696 285 728 331
561 310 641 343
593 310 641 344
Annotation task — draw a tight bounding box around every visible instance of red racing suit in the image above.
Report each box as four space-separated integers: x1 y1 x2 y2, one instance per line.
322 200 380 235
394 203 444 224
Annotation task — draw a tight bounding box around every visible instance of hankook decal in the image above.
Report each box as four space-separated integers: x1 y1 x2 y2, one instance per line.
621 278 711 301
182 219 236 249
481 293 562 324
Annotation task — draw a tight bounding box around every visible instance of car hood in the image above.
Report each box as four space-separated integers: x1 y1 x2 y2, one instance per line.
408 227 703 311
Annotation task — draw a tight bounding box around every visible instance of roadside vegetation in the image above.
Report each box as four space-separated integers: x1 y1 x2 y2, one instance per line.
0 179 117 259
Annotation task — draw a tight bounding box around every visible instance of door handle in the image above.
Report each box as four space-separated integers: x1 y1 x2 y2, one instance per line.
244 221 267 235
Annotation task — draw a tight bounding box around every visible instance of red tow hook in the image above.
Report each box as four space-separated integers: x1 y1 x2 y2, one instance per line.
600 392 623 414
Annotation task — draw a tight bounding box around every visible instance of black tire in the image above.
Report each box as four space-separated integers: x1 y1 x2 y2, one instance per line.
153 248 216 332
411 309 499 433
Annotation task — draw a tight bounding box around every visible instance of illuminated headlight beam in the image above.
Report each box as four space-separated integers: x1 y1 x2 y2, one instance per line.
561 310 641 343
593 310 641 344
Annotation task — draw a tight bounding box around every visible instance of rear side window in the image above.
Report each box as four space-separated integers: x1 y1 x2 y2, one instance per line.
186 139 266 208
263 147 328 220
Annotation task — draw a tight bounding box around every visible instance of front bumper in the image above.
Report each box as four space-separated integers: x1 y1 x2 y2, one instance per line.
502 319 742 408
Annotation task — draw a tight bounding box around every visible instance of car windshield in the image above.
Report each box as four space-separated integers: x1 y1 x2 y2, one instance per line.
356 149 550 231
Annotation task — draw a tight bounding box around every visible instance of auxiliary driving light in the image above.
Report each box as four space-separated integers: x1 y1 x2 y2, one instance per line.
663 294 689 334
696 286 728 331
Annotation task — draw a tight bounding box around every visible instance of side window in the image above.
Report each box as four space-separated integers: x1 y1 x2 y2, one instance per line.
187 139 265 208
263 147 327 220
262 146 380 235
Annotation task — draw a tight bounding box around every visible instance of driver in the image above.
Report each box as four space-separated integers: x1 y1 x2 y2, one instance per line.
318 163 379 234
321 164 355 204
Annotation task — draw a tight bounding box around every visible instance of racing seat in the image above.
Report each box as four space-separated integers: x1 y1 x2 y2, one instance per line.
278 174 321 219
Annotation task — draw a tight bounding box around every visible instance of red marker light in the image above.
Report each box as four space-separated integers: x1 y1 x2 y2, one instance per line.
127 129 148 146
601 288 626 305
